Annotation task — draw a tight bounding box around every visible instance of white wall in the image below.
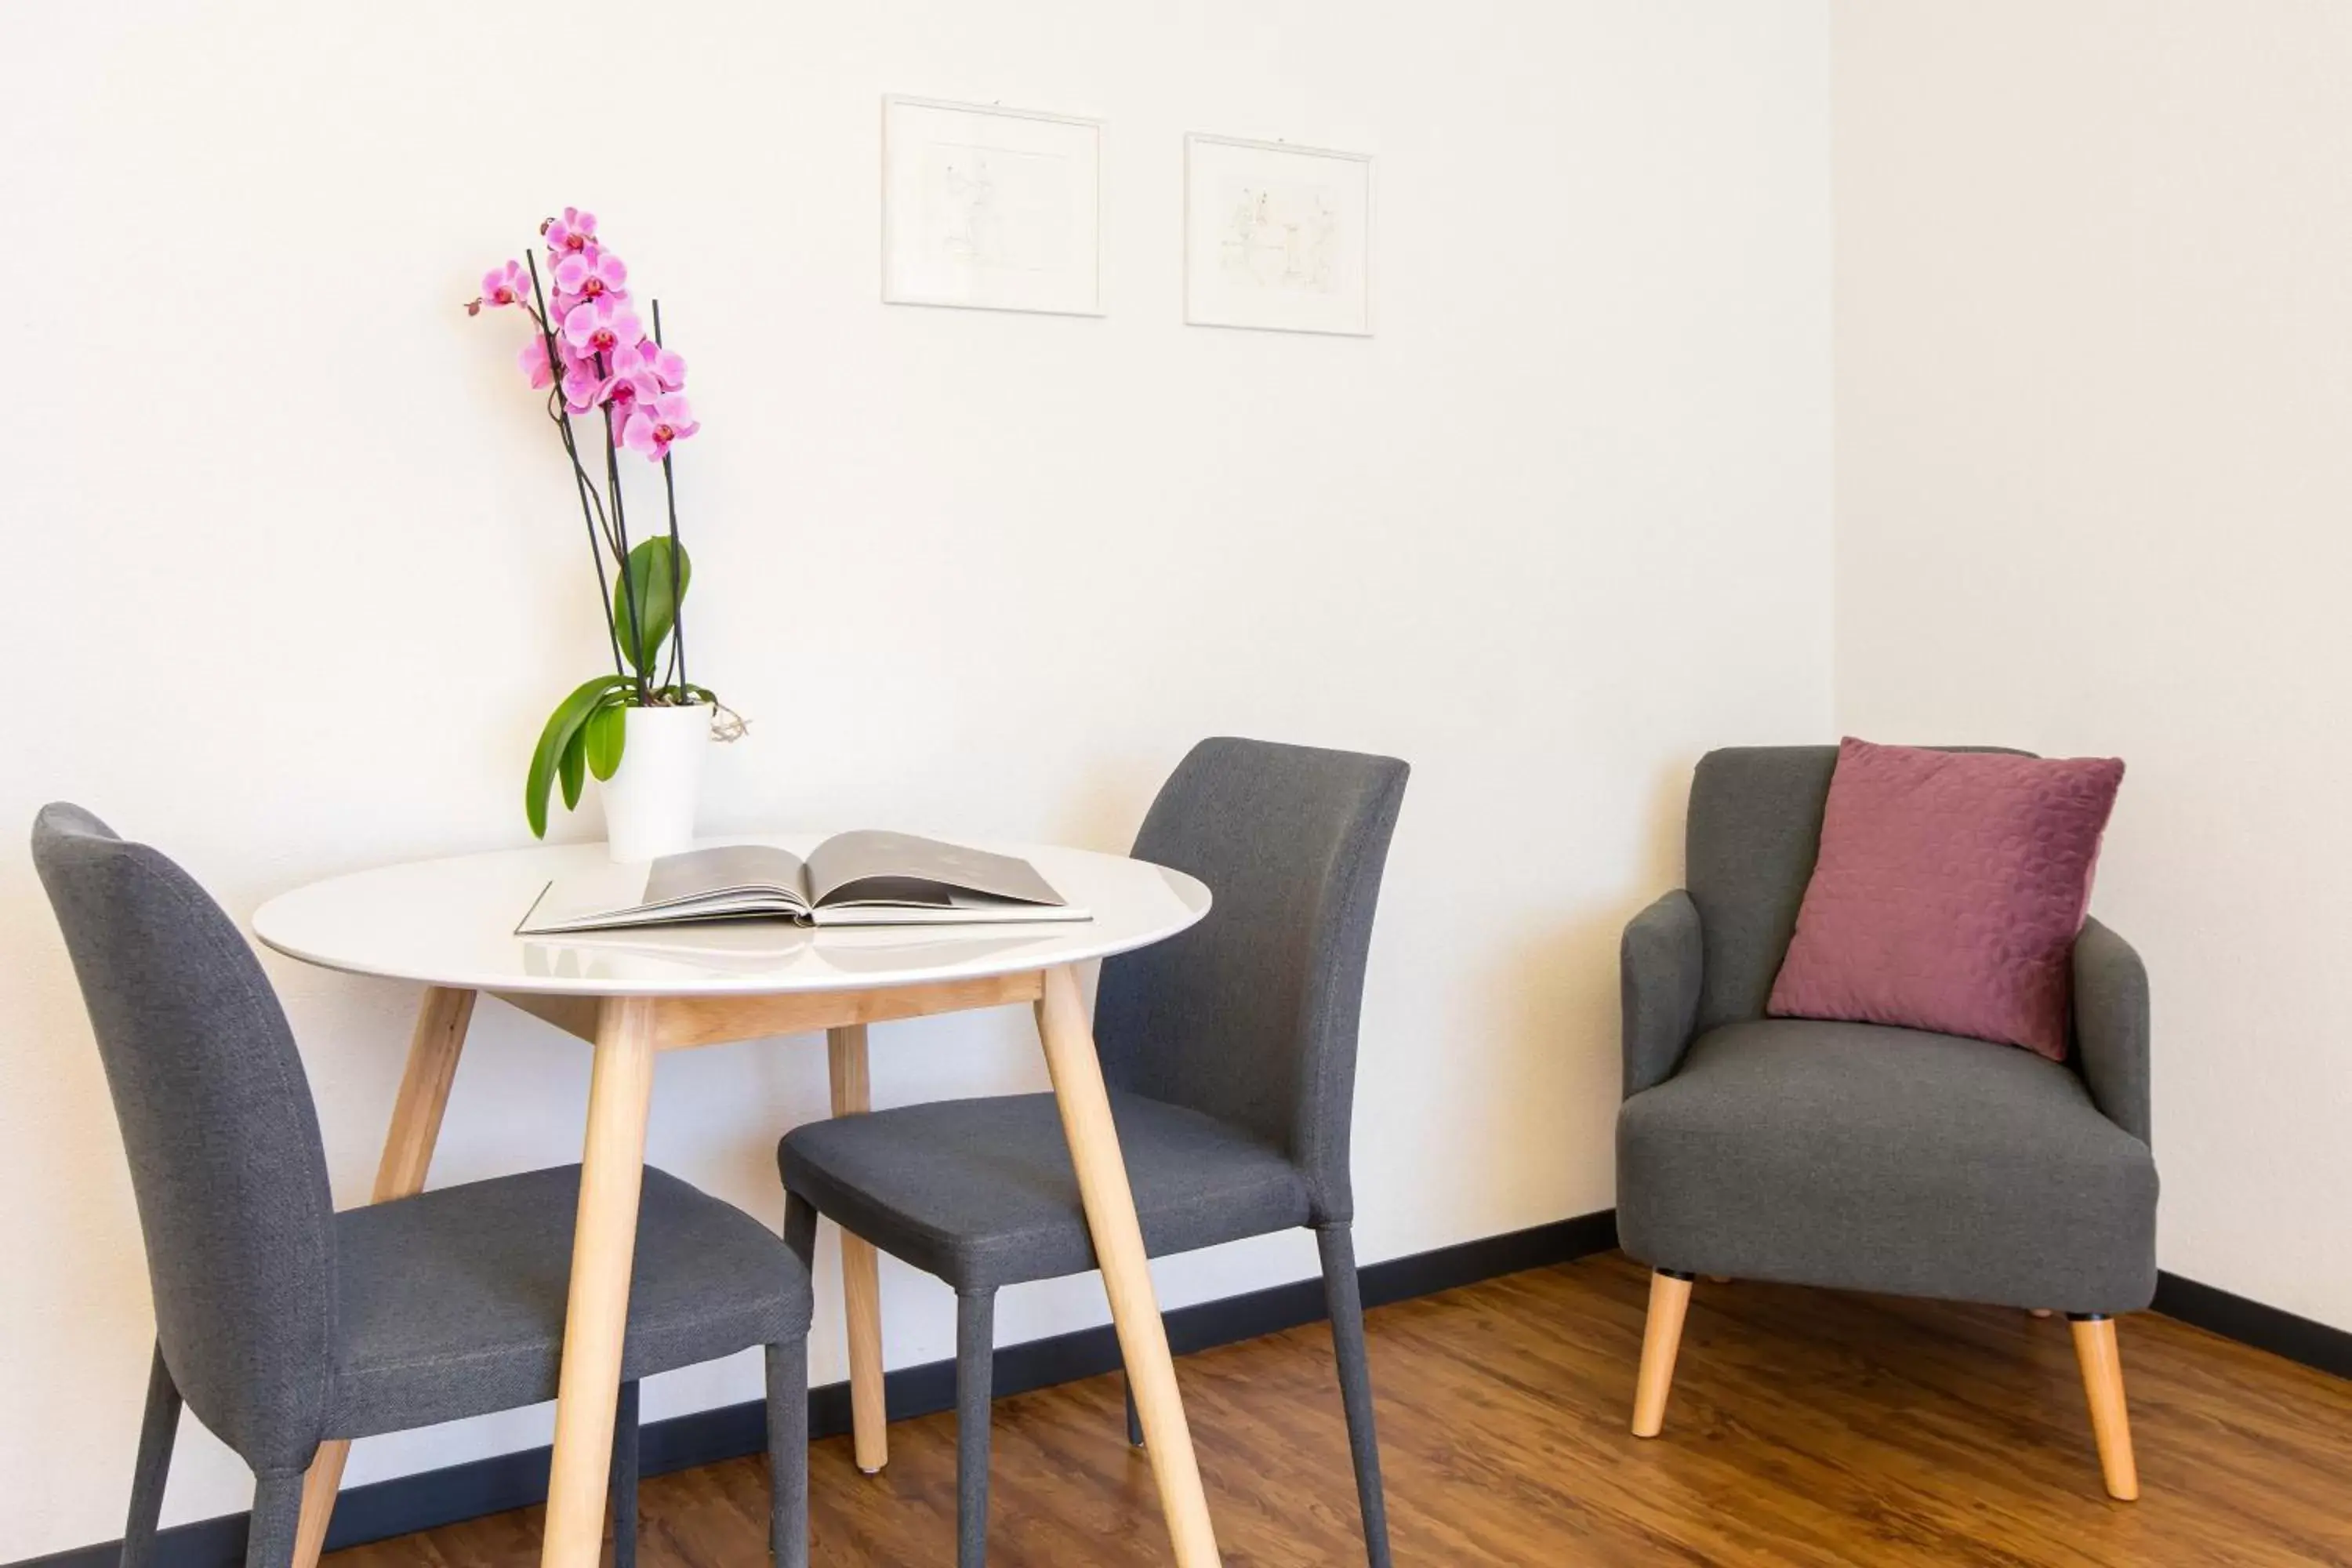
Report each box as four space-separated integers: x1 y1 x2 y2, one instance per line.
1834 3 2352 1331
0 2 1832 1554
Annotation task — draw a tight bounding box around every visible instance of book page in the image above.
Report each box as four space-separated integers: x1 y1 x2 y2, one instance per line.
641 844 811 909
515 844 813 936
804 830 1067 909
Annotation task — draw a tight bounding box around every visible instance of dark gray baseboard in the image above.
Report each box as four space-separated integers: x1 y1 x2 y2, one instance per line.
2152 1270 2352 1381
12 1210 1620 1568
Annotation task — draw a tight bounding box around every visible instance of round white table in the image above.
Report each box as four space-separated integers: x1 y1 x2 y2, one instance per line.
254 836 1220 1568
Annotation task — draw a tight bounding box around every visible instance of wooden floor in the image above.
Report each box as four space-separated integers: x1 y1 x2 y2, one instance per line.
328 1252 2352 1566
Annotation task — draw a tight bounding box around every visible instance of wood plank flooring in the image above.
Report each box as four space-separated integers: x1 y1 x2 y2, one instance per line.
327 1252 2352 1566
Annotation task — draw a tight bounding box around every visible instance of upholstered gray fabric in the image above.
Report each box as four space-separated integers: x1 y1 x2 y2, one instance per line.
1621 890 1704 1097
2073 917 2152 1145
1317 1223 1390 1563
781 1091 1311 1292
34 805 815 1566
242 1474 307 1568
331 1163 811 1437
956 1289 996 1568
1618 1019 2158 1312
32 804 338 1475
1092 737 1410 1225
124 1345 179 1568
609 1381 641 1567
1686 747 1841 1034
764 1339 811 1566
774 1191 818 1567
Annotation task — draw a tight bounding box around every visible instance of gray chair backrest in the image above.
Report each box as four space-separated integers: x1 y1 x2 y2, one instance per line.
1092 738 1408 1227
31 805 336 1474
1686 744 2030 1033
1685 747 1841 1033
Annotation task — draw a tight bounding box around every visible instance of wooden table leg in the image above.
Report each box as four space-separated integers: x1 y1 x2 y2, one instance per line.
827 1023 891 1474
540 996 661 1568
1034 965 1221 1567
291 986 477 1568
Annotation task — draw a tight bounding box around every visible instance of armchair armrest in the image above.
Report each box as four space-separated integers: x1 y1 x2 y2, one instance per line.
2072 917 2151 1145
1622 890 1704 1097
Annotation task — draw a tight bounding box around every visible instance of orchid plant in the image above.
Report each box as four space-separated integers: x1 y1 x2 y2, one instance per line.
470 208 735 837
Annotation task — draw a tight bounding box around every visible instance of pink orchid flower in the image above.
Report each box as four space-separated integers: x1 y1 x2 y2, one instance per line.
561 358 604 416
521 332 593 394
623 393 699 461
484 260 529 307
554 245 627 302
594 341 666 421
561 297 644 361
544 206 597 256
470 260 528 315
638 339 687 390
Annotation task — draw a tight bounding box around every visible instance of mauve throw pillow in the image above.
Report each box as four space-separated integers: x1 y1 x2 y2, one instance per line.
1766 738 2125 1061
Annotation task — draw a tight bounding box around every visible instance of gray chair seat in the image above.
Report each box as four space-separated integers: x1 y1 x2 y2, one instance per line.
1617 1018 2159 1313
332 1163 812 1438
780 1091 1312 1293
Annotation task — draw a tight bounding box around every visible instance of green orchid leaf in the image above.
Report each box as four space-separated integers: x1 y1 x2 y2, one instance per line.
524 674 631 837
583 700 626 782
558 726 586 811
612 537 691 676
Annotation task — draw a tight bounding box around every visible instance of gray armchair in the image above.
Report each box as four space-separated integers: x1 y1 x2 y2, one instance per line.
1613 746 2158 1499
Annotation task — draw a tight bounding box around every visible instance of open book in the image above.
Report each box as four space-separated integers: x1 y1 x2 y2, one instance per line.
517 831 1087 935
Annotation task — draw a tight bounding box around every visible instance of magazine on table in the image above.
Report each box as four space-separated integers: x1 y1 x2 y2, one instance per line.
517 830 1087 935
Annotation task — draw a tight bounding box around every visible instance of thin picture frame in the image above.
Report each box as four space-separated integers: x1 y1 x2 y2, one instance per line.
881 95 1105 318
1183 133 1374 338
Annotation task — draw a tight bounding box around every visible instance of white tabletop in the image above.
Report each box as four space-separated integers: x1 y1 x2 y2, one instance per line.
252 835 1212 996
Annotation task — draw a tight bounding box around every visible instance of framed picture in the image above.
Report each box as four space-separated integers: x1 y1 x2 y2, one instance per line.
1184 134 1373 336
881 96 1102 317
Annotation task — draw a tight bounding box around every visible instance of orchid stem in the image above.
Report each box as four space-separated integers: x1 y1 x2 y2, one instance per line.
598 370 649 705
652 298 689 701
526 251 627 682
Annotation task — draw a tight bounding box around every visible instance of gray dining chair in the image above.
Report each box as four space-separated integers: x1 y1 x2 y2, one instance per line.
1613 746 2158 1499
778 737 1410 1567
31 804 818 1568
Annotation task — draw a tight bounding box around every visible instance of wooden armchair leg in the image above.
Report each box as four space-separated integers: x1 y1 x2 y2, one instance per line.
1632 1269 1694 1437
2069 1314 2140 1501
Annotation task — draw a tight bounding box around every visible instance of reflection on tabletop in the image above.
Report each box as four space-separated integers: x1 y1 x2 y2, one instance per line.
520 920 1072 983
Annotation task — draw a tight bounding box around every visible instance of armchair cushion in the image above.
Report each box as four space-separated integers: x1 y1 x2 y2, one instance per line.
1617 1018 2158 1313
1766 738 2124 1060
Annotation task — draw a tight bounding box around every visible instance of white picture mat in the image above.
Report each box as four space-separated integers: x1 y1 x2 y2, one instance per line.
1184 134 1374 336
882 96 1102 317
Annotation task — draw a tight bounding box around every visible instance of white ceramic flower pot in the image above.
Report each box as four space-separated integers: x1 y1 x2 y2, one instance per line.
598 704 709 862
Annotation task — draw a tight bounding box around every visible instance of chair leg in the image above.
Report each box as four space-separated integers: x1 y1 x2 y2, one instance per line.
783 1189 820 1276
956 1290 996 1568
767 1339 810 1568
124 1343 181 1568
775 1192 818 1566
609 1379 641 1568
1123 1367 1144 1448
1631 1269 1694 1438
2069 1314 2140 1501
245 1472 307 1568
1317 1224 1393 1568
